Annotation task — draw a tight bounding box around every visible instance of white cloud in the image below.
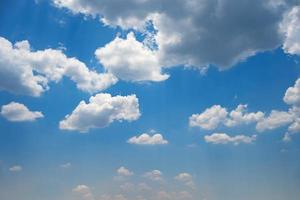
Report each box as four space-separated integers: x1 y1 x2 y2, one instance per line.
0 36 117 97
225 104 264 127
204 133 256 145
144 170 163 181
189 105 228 130
127 133 168 145
59 93 140 132
9 165 22 172
72 185 94 200
284 78 300 106
95 33 169 82
174 173 194 188
1 102 43 122
117 167 133 177
256 110 294 132
280 6 300 55
189 104 263 130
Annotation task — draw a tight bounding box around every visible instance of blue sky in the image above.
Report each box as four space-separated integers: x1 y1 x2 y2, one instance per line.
0 0 300 200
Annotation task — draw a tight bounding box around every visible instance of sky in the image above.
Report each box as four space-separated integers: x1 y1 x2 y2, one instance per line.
0 0 300 200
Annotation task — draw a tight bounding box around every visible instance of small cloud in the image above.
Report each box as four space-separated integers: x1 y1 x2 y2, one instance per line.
174 173 195 188
117 166 134 177
60 162 71 169
127 133 168 145
9 165 22 172
143 170 163 181
204 133 256 145
72 184 94 200
1 102 43 122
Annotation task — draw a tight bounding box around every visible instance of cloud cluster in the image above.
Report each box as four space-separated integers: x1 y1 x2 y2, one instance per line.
1 102 43 122
127 133 168 145
53 0 300 79
189 104 264 130
77 168 196 200
190 78 300 142
204 133 257 145
0 37 117 97
59 93 140 132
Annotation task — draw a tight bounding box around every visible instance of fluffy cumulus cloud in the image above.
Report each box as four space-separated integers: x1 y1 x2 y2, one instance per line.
117 166 134 177
284 78 300 106
280 6 300 55
95 33 169 82
204 133 257 145
256 110 294 132
59 93 140 132
225 105 265 127
0 37 117 97
9 165 22 172
174 173 195 188
53 0 300 78
127 133 168 145
72 185 94 200
1 102 43 122
189 104 264 130
189 105 228 130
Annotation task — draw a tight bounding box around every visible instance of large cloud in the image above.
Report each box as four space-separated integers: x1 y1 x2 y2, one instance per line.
1 102 43 122
59 93 140 132
0 37 117 97
53 0 299 78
